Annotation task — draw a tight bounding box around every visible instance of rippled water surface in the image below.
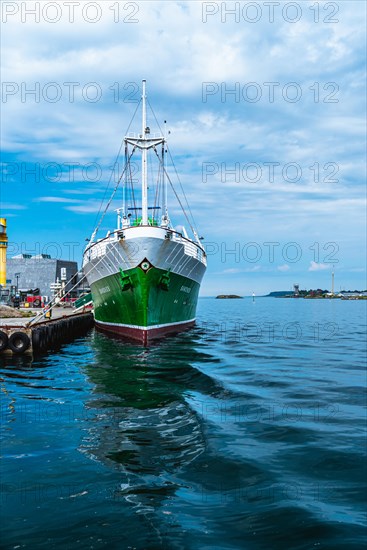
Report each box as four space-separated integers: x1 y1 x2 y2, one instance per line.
1 298 366 549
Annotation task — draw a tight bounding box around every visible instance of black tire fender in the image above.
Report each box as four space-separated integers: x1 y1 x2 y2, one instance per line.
0 330 8 352
8 332 31 354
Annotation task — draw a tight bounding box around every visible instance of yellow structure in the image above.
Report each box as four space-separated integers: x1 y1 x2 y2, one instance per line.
0 218 8 286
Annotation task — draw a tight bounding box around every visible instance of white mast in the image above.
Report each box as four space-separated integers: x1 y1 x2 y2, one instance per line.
162 120 168 222
141 79 148 225
124 80 165 227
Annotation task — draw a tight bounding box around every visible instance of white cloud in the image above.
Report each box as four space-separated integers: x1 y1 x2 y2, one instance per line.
244 266 261 273
1 0 366 293
65 203 103 213
222 268 242 274
0 203 27 210
36 196 81 203
277 264 290 272
308 261 332 272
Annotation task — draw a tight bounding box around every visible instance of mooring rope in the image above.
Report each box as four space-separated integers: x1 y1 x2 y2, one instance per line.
26 239 122 328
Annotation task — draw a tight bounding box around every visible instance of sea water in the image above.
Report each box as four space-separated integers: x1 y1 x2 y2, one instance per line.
1 298 366 549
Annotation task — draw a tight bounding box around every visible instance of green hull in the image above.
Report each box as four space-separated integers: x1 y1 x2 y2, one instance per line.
74 292 93 309
91 264 200 342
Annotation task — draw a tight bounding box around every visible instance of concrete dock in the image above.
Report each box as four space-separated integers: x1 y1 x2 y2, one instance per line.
0 307 94 355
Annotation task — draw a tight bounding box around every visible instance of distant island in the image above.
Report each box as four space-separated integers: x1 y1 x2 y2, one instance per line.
216 295 243 299
266 291 290 297
265 290 367 300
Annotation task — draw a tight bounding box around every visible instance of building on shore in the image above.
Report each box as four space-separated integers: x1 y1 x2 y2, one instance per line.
6 254 79 299
0 218 8 287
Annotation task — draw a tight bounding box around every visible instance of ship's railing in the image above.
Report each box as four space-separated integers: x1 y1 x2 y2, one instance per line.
84 240 109 262
170 231 207 265
125 132 163 139
84 227 207 266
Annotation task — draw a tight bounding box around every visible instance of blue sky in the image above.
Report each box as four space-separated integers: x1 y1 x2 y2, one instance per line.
1 0 366 295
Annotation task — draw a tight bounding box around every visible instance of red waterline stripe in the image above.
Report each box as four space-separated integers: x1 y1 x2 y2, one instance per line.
95 319 195 345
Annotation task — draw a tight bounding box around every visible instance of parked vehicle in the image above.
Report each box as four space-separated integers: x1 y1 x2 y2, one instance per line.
19 289 43 308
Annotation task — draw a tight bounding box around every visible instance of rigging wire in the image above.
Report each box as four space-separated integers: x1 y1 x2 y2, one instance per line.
89 99 142 236
153 159 161 222
29 96 204 326
128 145 138 222
122 142 129 216
26 239 123 327
153 147 198 238
152 155 161 222
91 146 136 240
166 144 198 233
147 97 199 234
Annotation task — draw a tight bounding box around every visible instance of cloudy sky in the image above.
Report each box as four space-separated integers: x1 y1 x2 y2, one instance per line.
1 0 366 295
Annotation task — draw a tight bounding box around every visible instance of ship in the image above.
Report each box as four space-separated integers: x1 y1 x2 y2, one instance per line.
83 80 207 345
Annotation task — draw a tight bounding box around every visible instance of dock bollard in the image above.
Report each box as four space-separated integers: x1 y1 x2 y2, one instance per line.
43 305 52 319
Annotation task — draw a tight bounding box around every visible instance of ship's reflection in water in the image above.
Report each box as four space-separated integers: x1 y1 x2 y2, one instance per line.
80 330 221 520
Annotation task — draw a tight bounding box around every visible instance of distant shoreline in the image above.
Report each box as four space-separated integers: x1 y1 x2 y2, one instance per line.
215 295 243 299
200 293 367 300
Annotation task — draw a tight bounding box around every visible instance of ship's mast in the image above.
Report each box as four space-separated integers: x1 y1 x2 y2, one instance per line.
162 120 167 219
141 79 148 225
124 80 165 226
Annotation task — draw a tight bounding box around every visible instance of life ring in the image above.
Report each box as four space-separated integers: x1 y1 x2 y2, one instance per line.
8 332 31 354
0 330 8 351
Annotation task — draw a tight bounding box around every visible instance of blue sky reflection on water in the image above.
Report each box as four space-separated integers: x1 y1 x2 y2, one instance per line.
0 298 366 548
